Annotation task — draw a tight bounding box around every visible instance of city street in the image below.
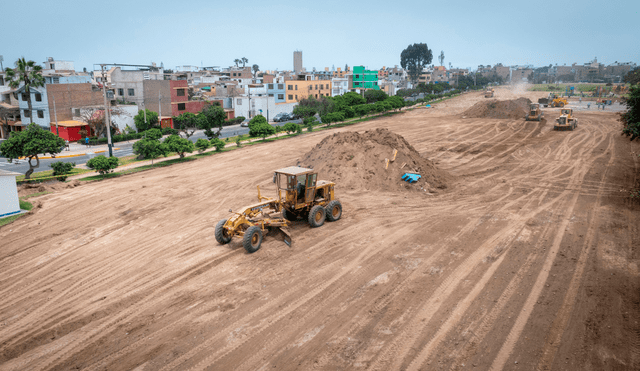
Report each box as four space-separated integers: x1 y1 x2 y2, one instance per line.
0 121 297 175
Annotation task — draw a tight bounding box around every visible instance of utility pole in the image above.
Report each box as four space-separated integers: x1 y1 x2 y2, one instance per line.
100 65 113 157
158 91 162 125
53 96 58 136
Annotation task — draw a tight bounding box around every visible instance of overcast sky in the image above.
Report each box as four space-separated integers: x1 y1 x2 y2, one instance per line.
3 0 638 73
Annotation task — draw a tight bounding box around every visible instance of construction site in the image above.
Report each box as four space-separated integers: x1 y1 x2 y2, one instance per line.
1 86 639 370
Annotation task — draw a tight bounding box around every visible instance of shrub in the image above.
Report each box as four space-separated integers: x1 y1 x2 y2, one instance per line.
210 138 226 152
50 161 75 181
133 138 169 163
163 134 195 158
195 138 210 153
86 155 119 177
162 127 179 136
142 128 163 140
248 115 275 139
283 122 300 135
235 137 242 147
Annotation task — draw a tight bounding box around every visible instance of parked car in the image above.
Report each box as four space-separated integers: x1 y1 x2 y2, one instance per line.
273 113 287 122
240 119 249 127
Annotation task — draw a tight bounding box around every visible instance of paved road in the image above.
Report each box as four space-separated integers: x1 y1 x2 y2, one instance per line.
0 121 299 175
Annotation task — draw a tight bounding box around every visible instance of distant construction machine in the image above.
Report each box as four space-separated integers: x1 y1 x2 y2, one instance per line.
215 167 342 253
538 93 568 108
525 103 544 121
554 108 578 131
484 88 495 98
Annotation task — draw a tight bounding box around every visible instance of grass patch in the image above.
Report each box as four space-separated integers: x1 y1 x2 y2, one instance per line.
79 157 197 181
0 199 33 228
22 191 52 199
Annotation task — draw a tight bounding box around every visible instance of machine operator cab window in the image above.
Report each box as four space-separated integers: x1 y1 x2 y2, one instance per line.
561 109 571 115
273 167 317 203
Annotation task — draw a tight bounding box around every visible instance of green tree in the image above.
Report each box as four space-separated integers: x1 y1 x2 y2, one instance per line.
248 115 275 140
438 50 445 66
164 134 194 158
210 138 226 152
234 59 241 67
194 138 210 152
252 64 260 80
5 58 45 124
241 57 248 67
401 43 433 85
624 67 640 86
342 92 366 106
354 104 370 118
134 109 159 132
144 128 163 140
283 122 300 134
292 105 317 120
86 155 119 177
49 161 75 181
198 105 226 140
0 123 65 179
133 138 169 163
298 95 334 116
173 112 198 138
363 90 389 104
620 84 640 141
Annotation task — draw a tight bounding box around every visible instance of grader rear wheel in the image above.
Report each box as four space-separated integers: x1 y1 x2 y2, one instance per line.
325 200 342 222
308 205 326 228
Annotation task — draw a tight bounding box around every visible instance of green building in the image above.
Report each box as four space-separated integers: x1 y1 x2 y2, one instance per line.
351 66 380 90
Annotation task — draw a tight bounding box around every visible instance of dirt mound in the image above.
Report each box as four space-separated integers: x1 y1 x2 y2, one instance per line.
462 98 531 119
298 128 452 193
18 180 81 198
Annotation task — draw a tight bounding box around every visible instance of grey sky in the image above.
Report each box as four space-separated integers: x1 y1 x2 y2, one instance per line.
3 0 638 72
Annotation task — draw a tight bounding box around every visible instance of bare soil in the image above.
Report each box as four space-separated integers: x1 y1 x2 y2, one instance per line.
1 86 639 371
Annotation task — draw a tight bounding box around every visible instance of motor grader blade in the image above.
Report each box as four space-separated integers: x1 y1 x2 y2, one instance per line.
272 227 293 247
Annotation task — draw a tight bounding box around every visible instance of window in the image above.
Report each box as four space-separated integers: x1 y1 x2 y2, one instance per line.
268 84 274 89
128 88 135 96
237 98 242 105
278 94 284 100
278 84 284 89
0 76 4 85
308 85 312 90
288 85 293 90
74 108 80 117
118 88 124 96
288 95 293 100
315 85 318 90
35 93 41 102
53 77 59 84
268 94 274 97
23 109 30 117
177 89 185 96
37 110 44 118
22 93 28 101
295 95 298 100
295 85 298 90
355 75 360 79
178 103 186 111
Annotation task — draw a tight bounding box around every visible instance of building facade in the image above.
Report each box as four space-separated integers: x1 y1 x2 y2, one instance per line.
351 66 380 90
293 51 303 74
284 75 332 103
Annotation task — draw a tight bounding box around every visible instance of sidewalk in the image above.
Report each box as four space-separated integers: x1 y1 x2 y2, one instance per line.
22 142 123 160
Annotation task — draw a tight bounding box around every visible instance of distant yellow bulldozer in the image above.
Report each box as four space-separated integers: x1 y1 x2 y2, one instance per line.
554 108 578 131
525 103 544 121
538 93 568 108
484 88 494 98
215 166 342 253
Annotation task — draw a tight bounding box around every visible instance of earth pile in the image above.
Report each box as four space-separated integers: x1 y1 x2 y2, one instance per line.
298 128 452 192
462 98 532 119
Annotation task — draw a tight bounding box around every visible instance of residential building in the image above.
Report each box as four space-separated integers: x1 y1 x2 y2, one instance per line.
284 74 332 103
170 80 211 117
332 67 348 78
331 78 349 97
350 66 380 90
266 82 287 104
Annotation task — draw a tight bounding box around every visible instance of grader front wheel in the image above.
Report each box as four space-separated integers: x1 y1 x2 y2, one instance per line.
215 219 232 245
243 226 263 253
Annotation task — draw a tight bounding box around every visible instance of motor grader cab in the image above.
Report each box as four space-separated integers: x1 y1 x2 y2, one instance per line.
525 103 544 121
554 108 578 131
215 166 342 253
274 166 342 226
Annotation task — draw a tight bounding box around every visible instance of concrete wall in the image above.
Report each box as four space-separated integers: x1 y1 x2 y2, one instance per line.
112 105 138 133
0 172 20 218
233 96 297 121
142 80 171 116
47 83 104 122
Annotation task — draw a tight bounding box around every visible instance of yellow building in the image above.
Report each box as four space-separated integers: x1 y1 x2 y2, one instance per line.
284 75 332 103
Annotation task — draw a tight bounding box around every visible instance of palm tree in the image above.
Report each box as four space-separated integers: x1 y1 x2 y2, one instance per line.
241 57 248 67
5 58 45 124
234 59 241 67
252 64 260 80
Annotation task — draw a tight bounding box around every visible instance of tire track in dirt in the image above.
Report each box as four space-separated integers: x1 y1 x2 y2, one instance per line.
536 134 615 370
489 135 614 371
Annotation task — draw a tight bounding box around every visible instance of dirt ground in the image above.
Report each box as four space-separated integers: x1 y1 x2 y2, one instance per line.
1 86 639 370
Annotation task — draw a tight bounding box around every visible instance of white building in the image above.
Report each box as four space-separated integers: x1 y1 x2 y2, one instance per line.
331 78 349 97
0 170 21 218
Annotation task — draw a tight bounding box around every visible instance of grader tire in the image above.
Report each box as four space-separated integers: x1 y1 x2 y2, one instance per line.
559 102 565 107
215 219 232 245
243 226 263 253
308 205 326 228
325 200 343 222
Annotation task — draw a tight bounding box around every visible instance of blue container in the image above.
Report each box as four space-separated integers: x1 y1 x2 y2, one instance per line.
402 173 422 183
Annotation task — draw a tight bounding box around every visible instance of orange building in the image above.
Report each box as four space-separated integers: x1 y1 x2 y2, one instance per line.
284 75 332 103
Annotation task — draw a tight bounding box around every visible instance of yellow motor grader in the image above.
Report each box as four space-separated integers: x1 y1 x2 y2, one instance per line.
215 166 342 253
484 88 494 98
554 108 578 131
